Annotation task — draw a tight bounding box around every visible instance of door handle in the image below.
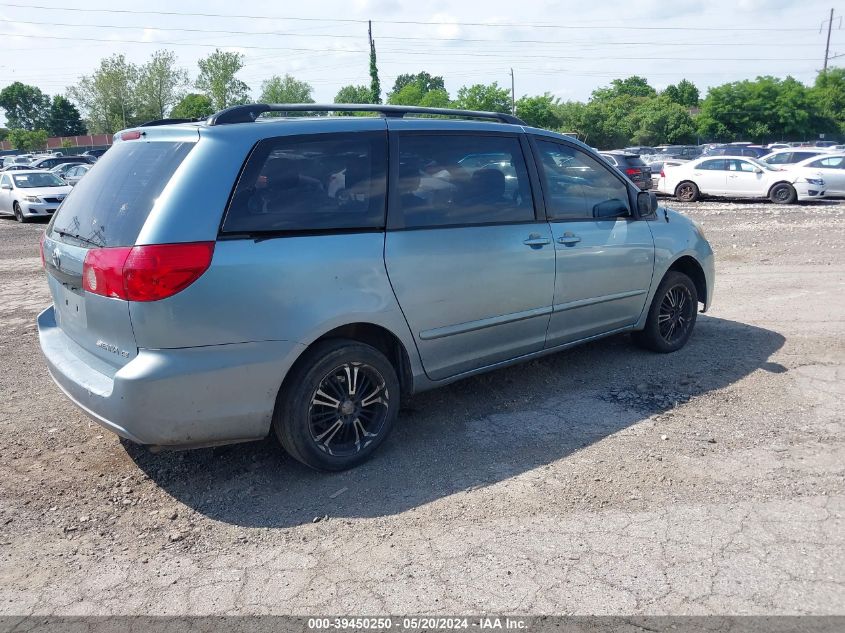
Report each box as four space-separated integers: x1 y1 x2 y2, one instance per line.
557 234 581 246
523 234 551 247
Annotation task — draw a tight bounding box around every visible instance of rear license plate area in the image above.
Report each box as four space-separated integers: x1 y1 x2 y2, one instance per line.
54 284 87 329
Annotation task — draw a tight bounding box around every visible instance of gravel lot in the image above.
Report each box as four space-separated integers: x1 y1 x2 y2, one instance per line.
1 198 843 615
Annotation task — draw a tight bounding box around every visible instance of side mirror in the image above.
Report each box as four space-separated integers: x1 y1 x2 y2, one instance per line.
637 191 658 217
594 199 630 219
754 168 763 174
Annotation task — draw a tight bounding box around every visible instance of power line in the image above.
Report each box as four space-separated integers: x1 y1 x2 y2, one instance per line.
2 18 834 47
0 2 822 32
0 32 823 61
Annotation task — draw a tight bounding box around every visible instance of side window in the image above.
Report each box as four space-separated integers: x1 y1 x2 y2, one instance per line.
535 140 630 220
222 132 387 233
767 153 790 164
820 156 845 168
393 134 534 229
731 160 757 172
793 152 817 163
0 175 9 188
699 159 728 170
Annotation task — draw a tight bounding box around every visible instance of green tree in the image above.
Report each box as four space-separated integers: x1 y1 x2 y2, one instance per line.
195 49 250 111
7 128 48 151
369 38 381 104
389 72 445 99
170 93 214 119
454 82 511 113
68 54 141 133
47 95 86 136
0 82 50 130
629 97 697 145
662 79 700 108
592 76 656 101
137 50 189 121
334 84 375 104
812 68 845 134
515 94 562 129
0 128 8 141
697 75 832 142
259 74 314 104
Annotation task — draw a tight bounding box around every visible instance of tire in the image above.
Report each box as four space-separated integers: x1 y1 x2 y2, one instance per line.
674 181 700 202
769 182 797 205
633 271 698 353
272 339 400 471
13 202 27 223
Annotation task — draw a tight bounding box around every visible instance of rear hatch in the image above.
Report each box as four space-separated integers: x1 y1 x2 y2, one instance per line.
623 155 651 188
42 131 198 368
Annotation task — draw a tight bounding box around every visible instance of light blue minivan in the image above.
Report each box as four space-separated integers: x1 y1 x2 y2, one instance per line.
37 104 714 471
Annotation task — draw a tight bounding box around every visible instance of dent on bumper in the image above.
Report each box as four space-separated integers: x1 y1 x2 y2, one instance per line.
38 307 306 447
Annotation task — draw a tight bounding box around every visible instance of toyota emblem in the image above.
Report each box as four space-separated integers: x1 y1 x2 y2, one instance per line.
51 248 61 270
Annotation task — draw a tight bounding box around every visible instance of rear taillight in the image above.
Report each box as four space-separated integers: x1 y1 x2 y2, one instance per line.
39 233 46 268
625 168 641 176
82 242 214 302
660 169 666 178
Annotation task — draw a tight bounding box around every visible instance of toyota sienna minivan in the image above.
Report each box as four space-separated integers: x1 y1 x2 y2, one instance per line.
38 103 714 471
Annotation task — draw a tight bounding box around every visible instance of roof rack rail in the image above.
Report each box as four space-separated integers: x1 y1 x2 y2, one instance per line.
138 117 201 127
206 103 526 126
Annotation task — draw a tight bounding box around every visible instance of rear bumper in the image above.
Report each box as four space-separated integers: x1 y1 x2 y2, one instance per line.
38 306 306 447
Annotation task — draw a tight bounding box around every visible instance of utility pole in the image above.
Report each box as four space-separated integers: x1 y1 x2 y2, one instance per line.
824 8 834 71
821 8 842 71
510 68 515 115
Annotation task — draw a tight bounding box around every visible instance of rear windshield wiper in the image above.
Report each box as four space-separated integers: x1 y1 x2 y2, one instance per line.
53 229 103 249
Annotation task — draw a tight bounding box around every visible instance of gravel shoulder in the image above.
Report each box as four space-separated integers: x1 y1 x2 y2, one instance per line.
0 199 843 615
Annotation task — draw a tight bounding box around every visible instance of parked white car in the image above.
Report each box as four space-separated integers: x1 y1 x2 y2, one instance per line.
761 147 835 166
792 154 845 197
0 170 72 222
658 156 826 204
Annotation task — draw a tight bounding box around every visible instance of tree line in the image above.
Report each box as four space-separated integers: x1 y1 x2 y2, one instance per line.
0 46 843 151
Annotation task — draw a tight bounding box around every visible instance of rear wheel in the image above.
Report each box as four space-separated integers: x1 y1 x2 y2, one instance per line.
769 182 797 205
633 271 698 353
675 181 700 202
13 202 27 223
273 339 400 471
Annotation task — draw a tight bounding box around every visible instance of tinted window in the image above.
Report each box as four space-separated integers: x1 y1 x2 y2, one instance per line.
766 153 790 164
535 140 630 220
223 132 386 234
699 159 729 170
393 134 534 229
792 152 820 163
13 172 64 188
50 140 194 248
730 160 757 172
811 156 845 168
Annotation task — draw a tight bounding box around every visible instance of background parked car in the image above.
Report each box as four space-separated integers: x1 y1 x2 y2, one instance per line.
81 148 108 160
702 144 770 158
28 155 96 170
1 164 45 172
599 151 652 190
61 164 91 186
761 148 835 166
659 156 825 204
0 170 71 222
792 154 845 196
652 145 702 160
49 162 87 179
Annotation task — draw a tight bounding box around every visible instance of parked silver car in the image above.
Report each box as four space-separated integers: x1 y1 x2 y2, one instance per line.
61 163 91 186
0 170 72 221
37 104 715 471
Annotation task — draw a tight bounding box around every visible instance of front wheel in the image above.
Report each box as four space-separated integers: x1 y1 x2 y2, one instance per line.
273 339 400 471
633 271 698 353
13 202 27 223
675 181 700 202
769 183 797 205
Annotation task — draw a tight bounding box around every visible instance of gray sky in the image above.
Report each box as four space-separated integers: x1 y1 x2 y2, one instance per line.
0 0 841 120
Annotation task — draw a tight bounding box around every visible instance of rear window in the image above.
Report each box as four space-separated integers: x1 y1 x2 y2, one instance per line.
626 156 647 167
222 132 387 234
49 140 194 248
